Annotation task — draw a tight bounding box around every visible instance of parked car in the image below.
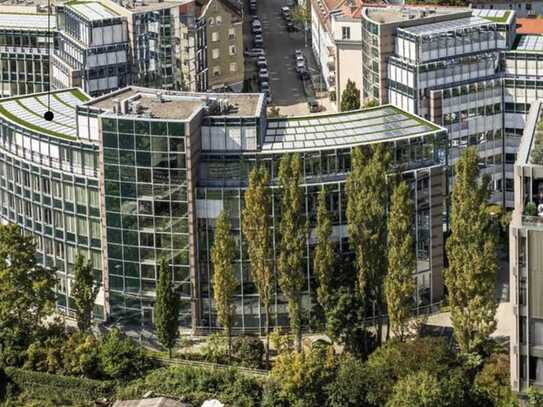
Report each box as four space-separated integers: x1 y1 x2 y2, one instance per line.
298 69 310 80
258 68 269 81
256 55 267 64
286 21 296 32
245 48 266 57
252 25 262 34
295 60 306 73
266 94 272 104
256 59 267 69
254 34 263 47
260 81 270 92
295 49 304 59
296 54 305 64
308 98 320 113
281 6 290 16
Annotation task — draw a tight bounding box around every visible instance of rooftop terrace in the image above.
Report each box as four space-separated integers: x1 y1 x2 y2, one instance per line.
86 87 264 119
65 0 120 20
400 16 491 37
0 88 89 140
263 105 443 153
363 6 468 25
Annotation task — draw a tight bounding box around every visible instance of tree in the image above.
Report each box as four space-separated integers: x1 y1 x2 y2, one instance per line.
346 145 390 347
242 165 273 364
99 328 149 380
474 353 518 407
277 153 307 352
154 258 180 358
340 79 361 112
327 354 367 407
211 211 238 357
314 188 335 310
0 224 56 346
72 254 99 332
385 181 416 341
445 147 498 354
386 370 443 407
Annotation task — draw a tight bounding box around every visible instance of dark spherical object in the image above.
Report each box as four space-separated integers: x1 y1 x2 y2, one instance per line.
43 111 54 121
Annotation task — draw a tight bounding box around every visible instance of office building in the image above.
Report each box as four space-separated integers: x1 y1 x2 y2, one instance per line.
0 86 448 332
510 99 543 397
0 6 55 97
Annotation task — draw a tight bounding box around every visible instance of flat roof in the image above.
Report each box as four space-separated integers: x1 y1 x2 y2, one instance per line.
400 16 491 36
513 35 543 52
66 1 120 20
0 12 56 30
262 105 443 153
472 9 513 24
0 88 90 140
86 86 264 119
363 6 468 25
516 18 543 35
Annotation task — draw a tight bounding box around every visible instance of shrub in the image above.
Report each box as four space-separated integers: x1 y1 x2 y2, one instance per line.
3 366 115 404
363 337 455 406
525 202 538 217
201 333 229 363
62 333 101 378
117 365 263 407
99 328 150 380
386 370 442 407
327 354 367 407
232 336 264 368
474 353 517 407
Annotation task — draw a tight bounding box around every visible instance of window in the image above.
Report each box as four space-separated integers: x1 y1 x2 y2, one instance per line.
228 28 235 40
211 31 219 42
212 48 219 59
216 16 222 24
229 62 237 72
213 66 221 76
342 26 351 40
208 17 214 25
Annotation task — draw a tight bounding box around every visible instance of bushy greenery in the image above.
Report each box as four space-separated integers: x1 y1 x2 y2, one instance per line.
99 328 151 380
2 366 115 406
117 365 263 407
232 335 265 369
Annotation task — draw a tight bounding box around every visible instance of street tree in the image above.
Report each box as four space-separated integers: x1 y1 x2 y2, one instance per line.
385 181 416 341
72 253 100 332
314 187 335 310
445 147 497 354
0 224 56 345
242 165 273 363
340 80 361 111
154 258 180 358
211 210 238 357
346 145 390 347
277 153 307 352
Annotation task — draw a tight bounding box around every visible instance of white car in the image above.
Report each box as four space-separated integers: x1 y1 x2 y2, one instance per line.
256 55 267 64
252 25 262 34
252 19 261 28
260 81 270 92
296 54 305 64
244 48 266 57
258 68 270 80
281 6 290 15
296 60 306 72
256 59 267 69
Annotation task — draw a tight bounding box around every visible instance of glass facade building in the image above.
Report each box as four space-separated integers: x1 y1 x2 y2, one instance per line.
0 85 449 334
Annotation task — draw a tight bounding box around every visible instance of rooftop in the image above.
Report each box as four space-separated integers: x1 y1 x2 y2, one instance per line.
512 34 543 52
516 18 543 35
65 0 120 20
472 9 514 24
400 16 491 36
0 88 90 140
0 10 56 30
112 397 189 407
363 5 468 25
262 105 443 153
86 86 264 119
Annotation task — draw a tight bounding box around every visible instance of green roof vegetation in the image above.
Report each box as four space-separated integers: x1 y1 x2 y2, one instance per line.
0 104 75 140
481 11 511 23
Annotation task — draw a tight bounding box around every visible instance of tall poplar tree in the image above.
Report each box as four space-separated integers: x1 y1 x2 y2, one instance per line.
211 210 237 357
277 153 307 351
385 181 416 341
154 258 180 358
242 165 273 363
340 80 361 112
346 145 390 346
314 187 334 310
72 253 100 332
445 147 497 354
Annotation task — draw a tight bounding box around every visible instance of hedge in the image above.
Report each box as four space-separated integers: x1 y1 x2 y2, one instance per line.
4 367 116 402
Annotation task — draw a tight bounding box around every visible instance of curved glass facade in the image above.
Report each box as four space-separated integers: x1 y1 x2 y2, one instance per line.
0 86 449 334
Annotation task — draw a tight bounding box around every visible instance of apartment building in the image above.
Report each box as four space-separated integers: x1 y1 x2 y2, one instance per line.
473 0 543 18
201 0 244 91
510 100 543 397
310 0 363 110
0 6 55 97
0 85 448 331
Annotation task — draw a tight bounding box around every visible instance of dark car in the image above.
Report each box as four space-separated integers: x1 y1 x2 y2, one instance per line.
308 98 320 113
286 22 296 32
